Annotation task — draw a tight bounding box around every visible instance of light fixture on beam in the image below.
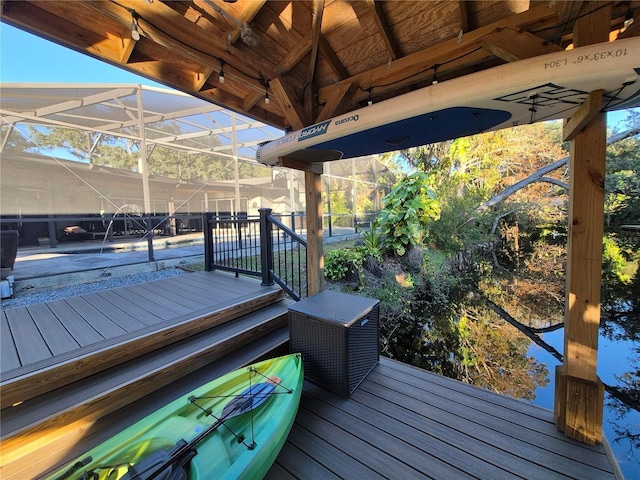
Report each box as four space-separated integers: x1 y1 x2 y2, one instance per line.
218 61 225 84
203 0 259 47
130 11 141 41
264 91 270 105
624 8 634 28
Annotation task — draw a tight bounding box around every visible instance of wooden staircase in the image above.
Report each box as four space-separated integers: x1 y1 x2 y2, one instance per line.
0 271 291 479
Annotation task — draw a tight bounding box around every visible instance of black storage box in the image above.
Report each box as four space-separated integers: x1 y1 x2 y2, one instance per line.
289 290 380 397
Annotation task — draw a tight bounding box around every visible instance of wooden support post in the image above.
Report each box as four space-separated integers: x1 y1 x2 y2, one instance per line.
554 2 609 445
305 170 324 296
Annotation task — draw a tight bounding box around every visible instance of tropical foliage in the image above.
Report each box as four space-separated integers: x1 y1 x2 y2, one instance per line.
325 111 640 422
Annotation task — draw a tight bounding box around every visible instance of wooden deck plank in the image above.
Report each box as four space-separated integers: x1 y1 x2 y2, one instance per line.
362 361 614 480
45 300 105 346
354 385 602 480
63 296 128 337
1 312 21 372
104 287 176 321
160 274 221 296
269 442 342 480
375 361 611 459
79 292 148 331
312 385 532 480
134 280 214 309
26 304 80 356
181 271 263 295
293 403 432 479
364 369 611 471
118 283 194 315
381 359 554 422
268 358 618 480
94 290 164 327
4 308 51 365
282 423 386 480
263 461 297 480
0 274 284 409
304 383 490 480
1 311 288 443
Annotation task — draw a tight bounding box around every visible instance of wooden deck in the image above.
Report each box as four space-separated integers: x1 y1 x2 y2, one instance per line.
268 358 620 480
0 270 290 479
0 271 622 480
1 270 284 409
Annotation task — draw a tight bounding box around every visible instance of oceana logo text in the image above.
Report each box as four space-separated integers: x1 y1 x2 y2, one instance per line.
298 121 331 141
335 115 359 126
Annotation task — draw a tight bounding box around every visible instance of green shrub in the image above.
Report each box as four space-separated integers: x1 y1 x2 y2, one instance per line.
359 219 383 261
324 248 364 281
377 172 440 256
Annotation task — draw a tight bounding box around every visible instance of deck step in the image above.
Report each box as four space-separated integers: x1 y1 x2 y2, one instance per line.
1 284 284 409
0 301 292 478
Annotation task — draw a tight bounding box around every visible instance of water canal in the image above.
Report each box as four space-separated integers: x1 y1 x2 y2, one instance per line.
530 330 639 478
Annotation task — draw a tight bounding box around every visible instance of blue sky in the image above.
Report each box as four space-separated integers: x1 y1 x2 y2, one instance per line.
0 23 164 86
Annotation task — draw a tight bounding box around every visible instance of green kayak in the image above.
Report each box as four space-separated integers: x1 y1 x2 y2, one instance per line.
44 354 303 480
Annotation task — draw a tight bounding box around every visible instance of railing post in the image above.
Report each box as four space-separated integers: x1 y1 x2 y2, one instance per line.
291 211 296 234
259 208 274 286
203 212 214 271
145 215 155 262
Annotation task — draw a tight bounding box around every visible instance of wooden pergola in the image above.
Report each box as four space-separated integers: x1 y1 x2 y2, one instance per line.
2 0 639 446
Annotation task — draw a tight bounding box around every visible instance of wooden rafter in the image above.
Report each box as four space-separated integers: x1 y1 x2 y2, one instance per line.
365 0 401 60
307 0 325 86
277 32 313 75
481 27 563 63
317 3 559 105
270 77 307 130
2 0 636 133
458 0 470 33
315 81 359 123
318 35 349 80
562 89 604 142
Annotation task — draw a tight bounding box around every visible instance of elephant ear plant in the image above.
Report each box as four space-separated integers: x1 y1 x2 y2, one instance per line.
377 172 441 257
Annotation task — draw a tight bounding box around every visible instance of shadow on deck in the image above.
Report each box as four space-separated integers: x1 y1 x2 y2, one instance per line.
0 271 622 479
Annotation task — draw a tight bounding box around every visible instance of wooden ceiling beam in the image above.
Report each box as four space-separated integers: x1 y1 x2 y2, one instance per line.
315 82 359 123
270 77 307 130
0 1 120 62
481 27 563 63
563 89 603 142
117 30 137 63
458 0 470 33
194 67 216 91
307 0 325 86
318 35 349 80
228 0 267 47
107 1 274 95
317 3 559 105
365 0 401 60
244 90 265 112
277 32 313 74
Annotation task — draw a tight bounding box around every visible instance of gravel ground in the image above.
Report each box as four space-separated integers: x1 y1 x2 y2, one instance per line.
1 268 188 310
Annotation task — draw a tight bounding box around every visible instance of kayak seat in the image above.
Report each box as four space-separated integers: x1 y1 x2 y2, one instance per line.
119 440 196 480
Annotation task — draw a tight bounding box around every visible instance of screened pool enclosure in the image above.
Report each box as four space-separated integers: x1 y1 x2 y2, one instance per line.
0 84 395 250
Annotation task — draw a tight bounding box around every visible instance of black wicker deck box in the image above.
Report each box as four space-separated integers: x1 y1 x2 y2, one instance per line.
289 290 380 397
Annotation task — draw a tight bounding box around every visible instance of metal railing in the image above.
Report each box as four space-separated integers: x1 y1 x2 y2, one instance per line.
203 208 307 300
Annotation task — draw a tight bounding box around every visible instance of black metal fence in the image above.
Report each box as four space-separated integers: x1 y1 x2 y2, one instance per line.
203 208 307 300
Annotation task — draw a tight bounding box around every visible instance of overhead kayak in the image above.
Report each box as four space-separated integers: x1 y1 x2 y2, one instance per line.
43 354 303 480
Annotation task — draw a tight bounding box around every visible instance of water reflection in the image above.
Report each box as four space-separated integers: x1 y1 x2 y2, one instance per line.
530 330 640 478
